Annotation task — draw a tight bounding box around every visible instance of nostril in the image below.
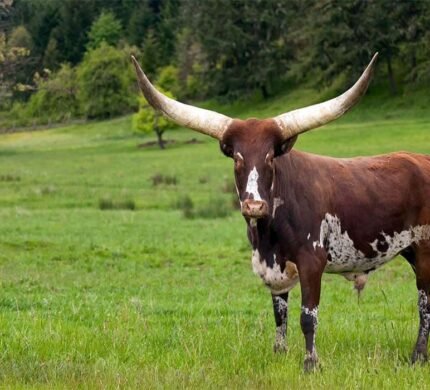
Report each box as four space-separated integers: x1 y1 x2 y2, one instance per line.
258 203 263 210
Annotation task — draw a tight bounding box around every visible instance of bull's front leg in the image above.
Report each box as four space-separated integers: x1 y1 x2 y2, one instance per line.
297 251 325 372
272 292 289 352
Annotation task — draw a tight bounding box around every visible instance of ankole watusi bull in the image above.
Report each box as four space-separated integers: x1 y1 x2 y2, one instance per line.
131 53 430 371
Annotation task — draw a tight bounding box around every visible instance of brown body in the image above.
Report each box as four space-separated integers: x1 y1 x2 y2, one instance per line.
270 150 430 262
222 119 430 370
132 53 430 371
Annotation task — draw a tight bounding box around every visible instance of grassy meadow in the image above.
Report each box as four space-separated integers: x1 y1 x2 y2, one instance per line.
0 87 430 388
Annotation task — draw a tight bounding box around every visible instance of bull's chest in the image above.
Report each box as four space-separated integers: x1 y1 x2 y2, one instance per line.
251 250 299 294
313 213 430 273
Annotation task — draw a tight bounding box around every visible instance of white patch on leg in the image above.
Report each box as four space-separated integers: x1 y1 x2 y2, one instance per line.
273 295 288 351
302 306 318 319
418 290 430 339
246 167 262 201
302 306 319 357
251 249 299 294
313 213 430 274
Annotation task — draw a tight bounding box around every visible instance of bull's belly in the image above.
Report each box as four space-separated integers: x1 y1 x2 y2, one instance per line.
324 253 394 274
315 213 430 274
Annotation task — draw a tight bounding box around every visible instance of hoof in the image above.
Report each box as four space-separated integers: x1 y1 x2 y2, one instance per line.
303 352 319 373
273 343 287 353
412 350 428 364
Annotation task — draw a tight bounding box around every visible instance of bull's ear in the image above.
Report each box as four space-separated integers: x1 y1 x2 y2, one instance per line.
277 135 298 156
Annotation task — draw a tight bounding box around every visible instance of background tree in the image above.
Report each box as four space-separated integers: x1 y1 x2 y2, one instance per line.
77 42 136 119
0 29 32 104
181 0 292 99
125 0 156 47
25 64 78 122
1 0 430 128
294 0 428 94
87 11 122 50
132 86 177 149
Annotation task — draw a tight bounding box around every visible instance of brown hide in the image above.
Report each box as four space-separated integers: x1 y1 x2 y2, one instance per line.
273 150 430 262
221 118 430 272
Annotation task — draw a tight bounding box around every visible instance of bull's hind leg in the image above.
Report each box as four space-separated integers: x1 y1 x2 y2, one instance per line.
411 244 430 364
272 292 289 353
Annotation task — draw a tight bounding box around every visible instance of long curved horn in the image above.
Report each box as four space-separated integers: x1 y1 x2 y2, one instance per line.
131 56 232 140
274 53 378 139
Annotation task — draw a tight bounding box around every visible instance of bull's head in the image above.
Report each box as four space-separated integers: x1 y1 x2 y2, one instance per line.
132 54 378 221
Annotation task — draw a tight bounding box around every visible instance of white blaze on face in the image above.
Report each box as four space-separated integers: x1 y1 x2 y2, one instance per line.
246 167 262 201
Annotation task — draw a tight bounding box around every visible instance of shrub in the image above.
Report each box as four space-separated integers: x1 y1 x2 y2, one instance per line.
176 195 232 219
98 196 136 211
0 173 20 181
77 42 136 119
99 197 114 210
195 196 232 219
175 194 194 219
150 173 178 186
26 64 79 122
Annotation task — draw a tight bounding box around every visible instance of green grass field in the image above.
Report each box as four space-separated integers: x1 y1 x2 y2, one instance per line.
0 89 430 388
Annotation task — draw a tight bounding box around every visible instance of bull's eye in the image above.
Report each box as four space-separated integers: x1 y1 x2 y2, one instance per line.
265 152 274 168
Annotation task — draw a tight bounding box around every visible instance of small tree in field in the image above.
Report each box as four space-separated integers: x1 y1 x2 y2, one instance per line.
132 87 176 149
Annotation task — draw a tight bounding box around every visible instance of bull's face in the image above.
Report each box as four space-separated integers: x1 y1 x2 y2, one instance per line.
132 54 377 219
220 119 297 220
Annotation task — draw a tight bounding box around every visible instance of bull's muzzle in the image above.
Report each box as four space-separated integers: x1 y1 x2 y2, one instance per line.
241 199 269 219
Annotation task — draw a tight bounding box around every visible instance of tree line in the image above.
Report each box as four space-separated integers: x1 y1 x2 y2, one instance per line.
0 0 429 128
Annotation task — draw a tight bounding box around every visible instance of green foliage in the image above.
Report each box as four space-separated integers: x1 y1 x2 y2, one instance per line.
181 0 292 99
43 37 60 70
151 173 178 186
98 196 136 211
140 29 161 78
194 196 232 219
26 64 78 121
175 194 194 218
8 25 33 50
0 30 31 104
2 0 430 127
132 85 177 148
77 42 136 119
294 0 430 94
87 11 122 50
125 1 156 47
156 65 180 97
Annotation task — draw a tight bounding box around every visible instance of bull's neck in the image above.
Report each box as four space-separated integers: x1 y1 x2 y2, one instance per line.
272 149 320 201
